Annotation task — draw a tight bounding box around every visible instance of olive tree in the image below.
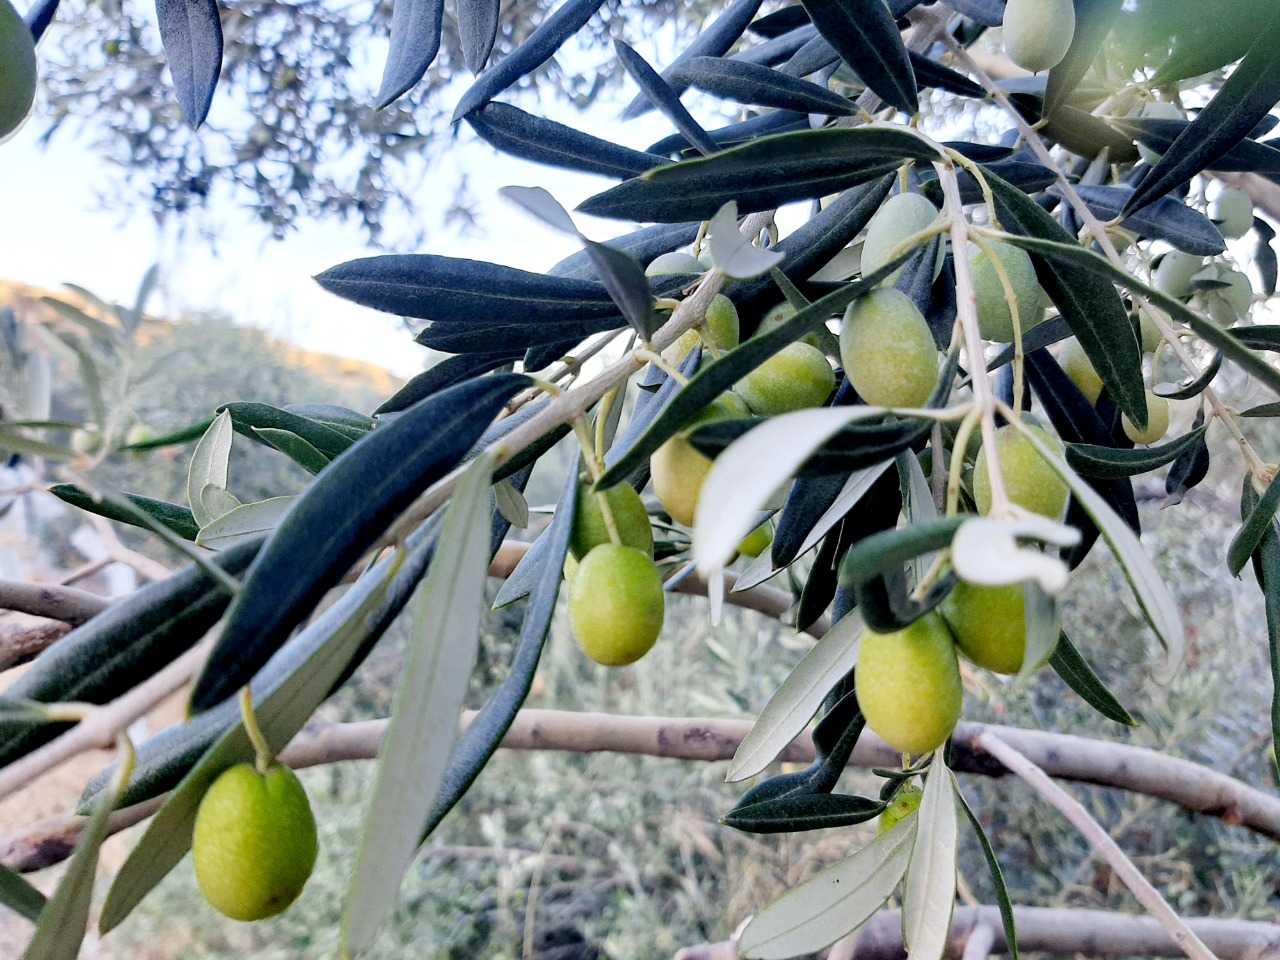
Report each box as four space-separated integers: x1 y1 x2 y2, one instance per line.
5 0 1280 956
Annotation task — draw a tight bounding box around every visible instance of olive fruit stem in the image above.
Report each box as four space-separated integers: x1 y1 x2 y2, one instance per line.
571 414 624 547
935 161 1014 517
970 229 1028 408
240 686 275 776
936 20 1270 481
633 347 690 387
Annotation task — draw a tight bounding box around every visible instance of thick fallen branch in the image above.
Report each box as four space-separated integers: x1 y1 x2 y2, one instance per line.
673 906 1280 959
7 710 1279 874
0 580 108 626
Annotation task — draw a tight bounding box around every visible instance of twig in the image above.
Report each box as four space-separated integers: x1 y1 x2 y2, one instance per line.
962 923 998 960
0 620 71 671
976 731 1219 960
0 580 109 625
87 514 172 582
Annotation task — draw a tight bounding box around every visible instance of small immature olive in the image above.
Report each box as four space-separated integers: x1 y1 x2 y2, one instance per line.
1138 312 1163 353
645 251 705 277
969 240 1042 342
1002 0 1076 73
193 762 318 921
650 394 749 526
1211 188 1254 240
702 294 740 352
840 288 940 408
568 543 665 666
1132 100 1181 164
1060 338 1103 405
1201 267 1253 326
1154 251 1203 300
973 422 1069 520
736 522 773 559
755 301 839 354
942 582 1059 675
877 783 922 835
861 193 943 285
733 341 835 416
855 613 963 756
570 482 653 560
0 0 37 140
1122 391 1171 445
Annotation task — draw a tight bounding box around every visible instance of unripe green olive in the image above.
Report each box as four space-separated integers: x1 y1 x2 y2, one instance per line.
1211 188 1253 240
1202 267 1253 325
855 613 963 755
1154 251 1202 300
702 294 740 352
861 193 943 285
1060 338 1103 405
1132 100 1181 164
970 240 1043 342
1122 391 1170 445
645 252 705 277
942 582 1059 675
733 341 835 416
0 0 37 140
736 522 772 559
568 543 665 666
1137 312 1163 353
1003 0 1076 73
570 482 653 560
650 394 747 526
755 301 839 354
840 288 939 408
973 422 1069 519
193 762 318 921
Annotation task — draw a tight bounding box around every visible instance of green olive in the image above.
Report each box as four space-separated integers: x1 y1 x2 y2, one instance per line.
973 421 1069 519
1201 267 1253 326
568 543 665 666
650 394 747 526
969 240 1043 342
861 193 943 285
702 294 740 352
570 482 653 560
1060 338 1103 405
0 0 37 140
1003 0 1076 73
1121 391 1171 445
645 252 706 277
1153 251 1203 301
942 582 1059 675
1211 188 1253 240
733 341 835 416
840 288 939 408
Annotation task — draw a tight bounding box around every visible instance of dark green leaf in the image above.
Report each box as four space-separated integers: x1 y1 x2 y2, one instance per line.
750 6 811 37
1255 217 1278 296
549 222 701 280
1049 632 1137 725
723 793 883 834
415 317 621 353
954 783 1019 960
621 0 764 119
578 127 936 222
1242 477 1280 780
189 374 529 712
1045 0 1123 113
376 0 443 108
1240 402 1280 418
1071 184 1225 256
799 0 916 113
1229 472 1280 577
1231 325 1280 352
0 864 45 922
155 0 222 127
648 111 810 155
452 0 607 120
669 56 857 116
316 254 620 325
583 239 658 340
457 0 499 72
252 428 331 474
466 101 667 179
615 40 720 156
1154 352 1222 401
116 416 213 450
374 353 522 416
1065 421 1210 480
1126 23 1280 213
1112 117 1280 176
219 402 360 459
48 483 200 540
986 171 1148 430
909 51 984 99
837 517 964 589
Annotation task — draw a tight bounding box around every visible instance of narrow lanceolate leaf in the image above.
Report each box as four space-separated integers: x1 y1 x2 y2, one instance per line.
729 611 864 782
315 254 619 325
421 454 578 838
1242 479 1280 780
375 353 522 416
196 496 295 549
1228 473 1280 578
0 428 72 462
1050 633 1136 726
0 864 45 923
466 102 665 179
154 0 223 128
188 374 529 713
1126 22 1280 214
621 0 764 119
24 740 133 959
1065 421 1210 480
452 0 607 120
578 127 937 222
903 757 957 959
376 0 443 107
1070 184 1225 257
738 818 915 959
253 427 332 474
100 545 404 933
583 240 657 340
985 173 1147 430
457 0 500 73
1044 0 1122 113
342 454 496 957
614 40 720 157
954 782 1019 960
669 56 856 116
187 409 234 528
1013 419 1184 680
723 793 883 833
799 0 917 114
220 401 356 458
